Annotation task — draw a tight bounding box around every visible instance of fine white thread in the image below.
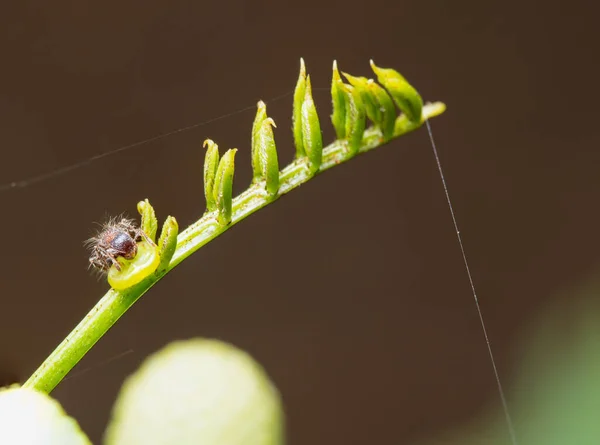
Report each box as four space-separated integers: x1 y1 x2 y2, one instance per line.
62 349 134 382
425 119 518 445
0 89 298 193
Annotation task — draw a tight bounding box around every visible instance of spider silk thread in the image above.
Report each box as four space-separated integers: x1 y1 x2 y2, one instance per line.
425 119 519 445
0 89 301 193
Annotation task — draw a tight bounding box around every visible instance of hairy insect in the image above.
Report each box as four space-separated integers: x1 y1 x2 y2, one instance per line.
86 217 154 273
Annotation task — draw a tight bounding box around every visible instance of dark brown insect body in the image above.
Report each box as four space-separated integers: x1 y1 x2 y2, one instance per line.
86 218 153 272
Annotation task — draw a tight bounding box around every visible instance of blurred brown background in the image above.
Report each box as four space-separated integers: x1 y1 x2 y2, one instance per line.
0 0 598 443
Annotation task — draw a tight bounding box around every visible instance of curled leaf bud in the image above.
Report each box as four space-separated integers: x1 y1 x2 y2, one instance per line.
213 148 237 225
251 102 280 196
292 58 307 159
342 72 382 125
251 107 280 196
366 79 396 142
339 81 366 157
251 101 268 180
203 139 220 212
300 76 323 173
330 61 347 139
108 241 160 290
370 60 423 123
137 199 158 243
156 216 179 273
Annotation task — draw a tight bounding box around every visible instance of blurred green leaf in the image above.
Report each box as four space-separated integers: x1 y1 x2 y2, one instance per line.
105 338 284 445
419 274 600 445
0 386 91 445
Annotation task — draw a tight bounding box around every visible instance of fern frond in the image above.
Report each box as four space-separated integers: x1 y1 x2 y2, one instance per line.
24 58 446 394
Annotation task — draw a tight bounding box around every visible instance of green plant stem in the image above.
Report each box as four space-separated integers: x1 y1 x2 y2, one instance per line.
23 102 445 394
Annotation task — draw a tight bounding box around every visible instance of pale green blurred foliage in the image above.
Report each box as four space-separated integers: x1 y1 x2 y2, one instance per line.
419 270 600 445
0 339 283 445
0 387 91 445
104 338 284 445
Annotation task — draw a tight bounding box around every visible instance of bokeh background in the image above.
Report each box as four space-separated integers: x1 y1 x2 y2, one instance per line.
0 0 598 443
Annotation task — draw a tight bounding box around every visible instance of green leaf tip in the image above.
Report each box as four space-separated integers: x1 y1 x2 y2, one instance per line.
341 71 396 141
203 139 220 212
365 79 396 141
136 200 178 274
108 241 160 290
292 58 307 159
370 59 423 123
213 148 237 225
251 101 280 197
137 199 158 243
251 101 268 174
157 216 179 273
341 71 397 141
331 60 347 139
300 75 323 173
341 72 382 125
292 59 322 174
338 81 366 157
